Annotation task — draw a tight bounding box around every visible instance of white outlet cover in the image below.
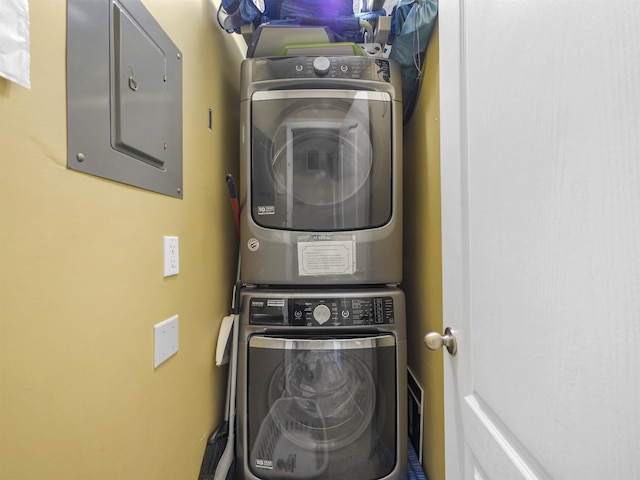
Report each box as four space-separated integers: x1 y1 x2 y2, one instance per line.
163 236 179 277
154 314 179 368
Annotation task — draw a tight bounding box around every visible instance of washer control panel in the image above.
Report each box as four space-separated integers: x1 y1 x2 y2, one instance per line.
248 296 395 326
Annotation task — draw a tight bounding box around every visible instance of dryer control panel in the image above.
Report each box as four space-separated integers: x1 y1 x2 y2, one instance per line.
248 296 395 326
250 56 393 83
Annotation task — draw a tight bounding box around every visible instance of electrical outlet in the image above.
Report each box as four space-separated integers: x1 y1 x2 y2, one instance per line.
163 236 179 277
154 315 179 368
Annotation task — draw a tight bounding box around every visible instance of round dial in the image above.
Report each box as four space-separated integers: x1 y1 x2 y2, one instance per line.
313 304 331 324
313 56 331 76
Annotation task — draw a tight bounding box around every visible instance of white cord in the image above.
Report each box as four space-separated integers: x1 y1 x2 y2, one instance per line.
412 0 422 80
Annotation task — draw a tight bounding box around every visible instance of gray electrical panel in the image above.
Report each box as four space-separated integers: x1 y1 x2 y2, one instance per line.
67 0 183 198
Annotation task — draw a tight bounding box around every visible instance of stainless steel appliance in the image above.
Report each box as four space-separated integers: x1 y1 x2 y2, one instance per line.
235 287 407 479
239 56 403 286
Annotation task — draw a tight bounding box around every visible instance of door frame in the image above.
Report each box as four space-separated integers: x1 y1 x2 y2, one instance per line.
439 0 473 477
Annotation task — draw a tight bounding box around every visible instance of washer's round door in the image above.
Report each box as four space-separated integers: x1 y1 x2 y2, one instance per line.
247 334 399 479
268 349 376 450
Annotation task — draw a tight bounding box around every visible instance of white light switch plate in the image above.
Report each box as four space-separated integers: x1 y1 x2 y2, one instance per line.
154 315 178 368
163 236 179 277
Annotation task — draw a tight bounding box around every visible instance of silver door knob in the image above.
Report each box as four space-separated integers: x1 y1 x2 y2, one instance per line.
423 327 457 356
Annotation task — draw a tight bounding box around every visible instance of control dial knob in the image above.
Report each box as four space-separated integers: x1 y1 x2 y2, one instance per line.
313 304 331 324
313 56 331 76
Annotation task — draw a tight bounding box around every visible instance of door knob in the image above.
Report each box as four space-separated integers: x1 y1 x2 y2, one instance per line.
423 327 457 356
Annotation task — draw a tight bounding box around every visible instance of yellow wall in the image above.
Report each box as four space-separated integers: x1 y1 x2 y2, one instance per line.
403 24 445 480
0 1 243 478
1 2 443 477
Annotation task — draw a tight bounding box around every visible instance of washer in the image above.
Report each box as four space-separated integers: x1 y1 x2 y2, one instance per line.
235 287 407 480
239 56 403 286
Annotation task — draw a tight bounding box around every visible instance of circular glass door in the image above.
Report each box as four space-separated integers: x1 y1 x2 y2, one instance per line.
268 350 376 450
250 90 393 231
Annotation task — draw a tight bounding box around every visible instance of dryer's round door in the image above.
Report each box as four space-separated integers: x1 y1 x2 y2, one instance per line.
250 90 393 231
271 120 372 208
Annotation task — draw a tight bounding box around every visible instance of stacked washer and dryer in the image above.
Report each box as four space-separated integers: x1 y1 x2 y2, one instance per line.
235 54 407 479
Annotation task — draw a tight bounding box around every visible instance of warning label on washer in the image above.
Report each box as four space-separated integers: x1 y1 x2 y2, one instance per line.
298 239 355 276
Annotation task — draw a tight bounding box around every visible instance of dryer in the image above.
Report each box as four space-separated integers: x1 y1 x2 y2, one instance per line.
239 56 403 286
235 287 408 480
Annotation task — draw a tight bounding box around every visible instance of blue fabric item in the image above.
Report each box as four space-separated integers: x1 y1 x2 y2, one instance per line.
388 0 438 122
408 438 428 480
219 0 264 33
262 0 281 22
218 0 389 48
276 0 363 42
279 0 354 19
356 9 387 23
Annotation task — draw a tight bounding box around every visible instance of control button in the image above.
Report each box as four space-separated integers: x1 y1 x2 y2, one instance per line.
340 65 349 73
341 310 350 318
313 304 331 324
295 64 303 72
313 56 331 76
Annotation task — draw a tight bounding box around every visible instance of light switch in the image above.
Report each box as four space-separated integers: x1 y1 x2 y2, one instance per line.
154 315 178 368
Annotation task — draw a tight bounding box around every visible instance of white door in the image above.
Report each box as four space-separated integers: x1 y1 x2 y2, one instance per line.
437 1 640 479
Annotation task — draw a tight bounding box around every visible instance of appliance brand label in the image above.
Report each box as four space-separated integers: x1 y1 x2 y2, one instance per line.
267 299 285 307
255 459 273 470
311 234 333 241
